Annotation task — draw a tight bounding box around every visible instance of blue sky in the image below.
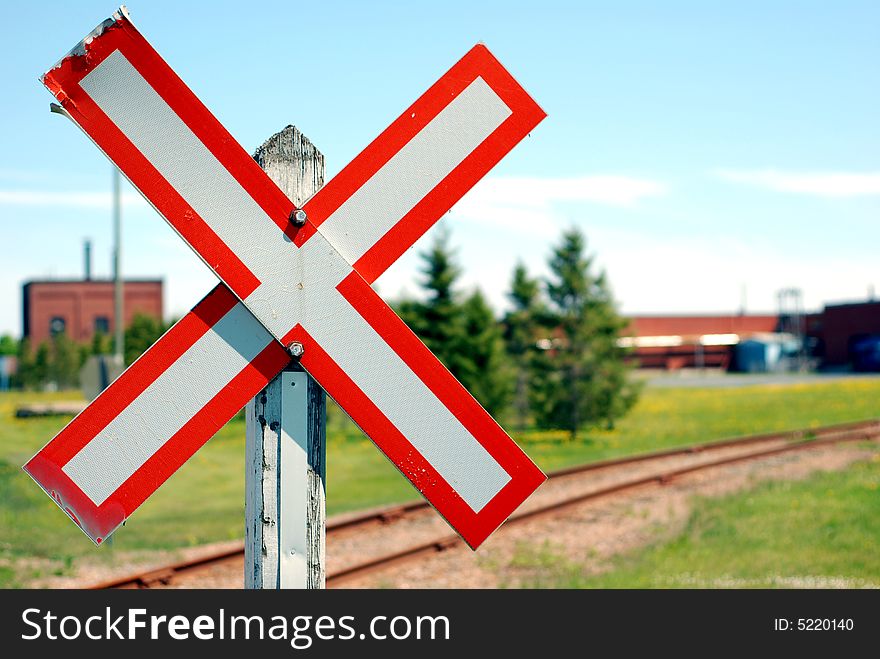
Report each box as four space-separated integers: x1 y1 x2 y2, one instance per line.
1 1 878 336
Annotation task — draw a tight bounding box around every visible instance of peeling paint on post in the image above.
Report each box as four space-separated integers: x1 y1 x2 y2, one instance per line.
245 126 326 589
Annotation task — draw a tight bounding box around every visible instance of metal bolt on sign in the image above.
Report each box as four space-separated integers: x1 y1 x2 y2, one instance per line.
24 6 548 587
291 209 308 226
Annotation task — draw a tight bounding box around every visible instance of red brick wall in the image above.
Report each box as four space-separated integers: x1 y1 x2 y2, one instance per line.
625 345 733 370
820 302 880 365
23 280 163 345
623 314 778 371
626 314 779 338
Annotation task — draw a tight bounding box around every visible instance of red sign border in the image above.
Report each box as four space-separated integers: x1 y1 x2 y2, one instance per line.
32 12 547 549
24 285 289 543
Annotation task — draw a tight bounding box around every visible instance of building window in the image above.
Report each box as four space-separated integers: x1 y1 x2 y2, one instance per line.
94 316 110 334
49 316 66 337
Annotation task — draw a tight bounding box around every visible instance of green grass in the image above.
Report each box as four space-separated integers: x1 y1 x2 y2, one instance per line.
512 376 880 471
0 392 250 586
519 453 880 588
1 376 879 587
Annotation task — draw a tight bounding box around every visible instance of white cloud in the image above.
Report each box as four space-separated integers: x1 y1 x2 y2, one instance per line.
449 175 667 235
590 228 878 316
376 219 879 321
468 175 667 207
716 169 880 197
0 188 147 209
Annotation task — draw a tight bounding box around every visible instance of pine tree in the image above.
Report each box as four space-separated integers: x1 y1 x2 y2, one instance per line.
91 331 112 356
49 332 81 390
0 335 16 356
455 290 512 417
16 338 36 390
503 263 544 431
397 227 510 415
531 228 638 438
397 226 466 375
33 341 51 390
124 314 167 366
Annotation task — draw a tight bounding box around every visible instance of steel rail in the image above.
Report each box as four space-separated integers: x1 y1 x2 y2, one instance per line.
326 424 879 585
87 418 879 589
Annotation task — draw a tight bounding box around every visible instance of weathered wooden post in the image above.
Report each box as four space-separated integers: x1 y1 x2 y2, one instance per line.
245 126 326 589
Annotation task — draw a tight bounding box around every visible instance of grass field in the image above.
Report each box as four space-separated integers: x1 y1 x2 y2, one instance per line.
1 376 879 587
517 454 880 588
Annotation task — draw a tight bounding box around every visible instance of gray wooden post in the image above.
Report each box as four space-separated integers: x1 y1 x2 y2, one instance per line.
245 126 326 589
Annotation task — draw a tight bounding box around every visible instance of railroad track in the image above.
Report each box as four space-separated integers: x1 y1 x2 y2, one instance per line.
88 418 880 589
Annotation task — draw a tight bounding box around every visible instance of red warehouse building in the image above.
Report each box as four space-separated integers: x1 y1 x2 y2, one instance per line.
622 314 780 370
816 300 880 366
623 299 880 371
22 279 163 345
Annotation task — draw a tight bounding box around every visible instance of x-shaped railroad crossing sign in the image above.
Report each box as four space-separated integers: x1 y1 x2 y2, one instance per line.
26 7 546 549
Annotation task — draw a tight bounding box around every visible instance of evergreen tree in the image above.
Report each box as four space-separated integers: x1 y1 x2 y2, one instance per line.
33 341 51 390
455 290 512 416
49 332 81 390
503 263 544 431
0 334 16 356
398 228 461 372
16 338 36 390
398 227 463 373
397 227 510 414
531 228 638 438
124 314 167 365
91 331 112 356
78 343 91 376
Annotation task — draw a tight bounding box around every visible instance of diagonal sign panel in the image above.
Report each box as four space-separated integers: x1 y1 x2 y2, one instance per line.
25 284 287 544
27 8 546 549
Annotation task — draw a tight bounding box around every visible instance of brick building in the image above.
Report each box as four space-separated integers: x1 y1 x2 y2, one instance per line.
622 300 880 371
814 300 880 366
622 314 779 370
22 279 163 345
